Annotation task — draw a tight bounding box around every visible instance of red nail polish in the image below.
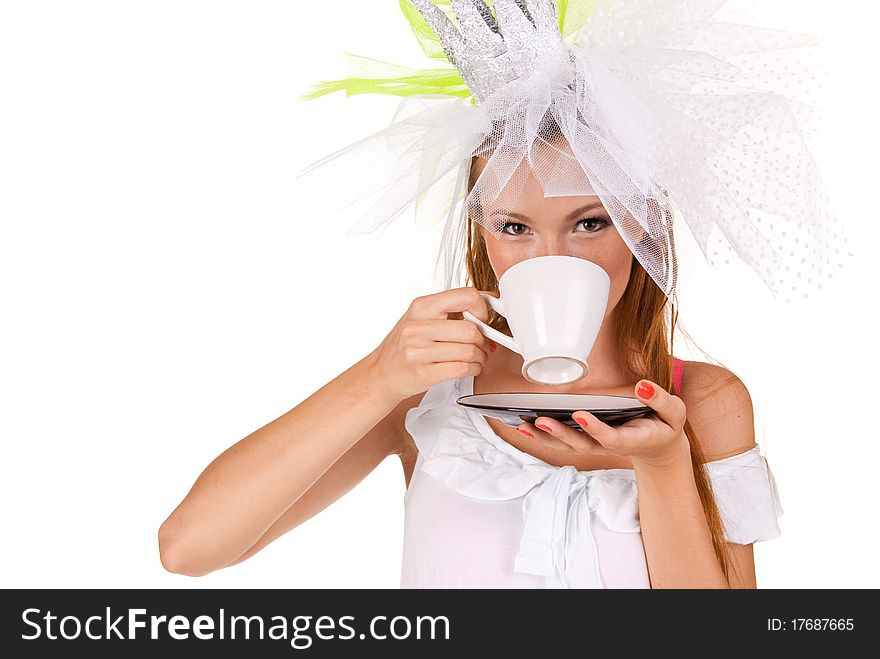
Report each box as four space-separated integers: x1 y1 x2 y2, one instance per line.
489 341 497 352
637 381 655 399
573 414 588 428
516 426 533 438
535 423 552 433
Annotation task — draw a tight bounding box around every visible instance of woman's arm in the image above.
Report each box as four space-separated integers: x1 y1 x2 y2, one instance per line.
635 459 730 588
637 363 757 588
159 287 490 577
221 398 420 569
158 348 405 577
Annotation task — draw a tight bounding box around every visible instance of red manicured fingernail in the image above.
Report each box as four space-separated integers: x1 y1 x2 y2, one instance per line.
489 341 497 352
516 426 533 438
573 414 588 428
637 381 655 399
535 423 553 433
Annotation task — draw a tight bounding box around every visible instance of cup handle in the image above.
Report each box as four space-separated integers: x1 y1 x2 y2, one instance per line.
461 292 521 356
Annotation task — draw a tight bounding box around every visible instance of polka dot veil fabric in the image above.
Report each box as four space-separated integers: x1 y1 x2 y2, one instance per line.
298 0 852 303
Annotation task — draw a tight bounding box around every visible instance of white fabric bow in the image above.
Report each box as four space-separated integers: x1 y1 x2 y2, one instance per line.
407 377 641 588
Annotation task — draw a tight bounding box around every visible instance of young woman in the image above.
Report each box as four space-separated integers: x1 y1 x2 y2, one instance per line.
159 0 825 588
158 134 783 588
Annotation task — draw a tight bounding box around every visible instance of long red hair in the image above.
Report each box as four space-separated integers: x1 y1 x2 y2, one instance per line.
463 155 739 585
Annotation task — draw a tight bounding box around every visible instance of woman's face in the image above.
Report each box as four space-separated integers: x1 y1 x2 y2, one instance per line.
473 155 634 317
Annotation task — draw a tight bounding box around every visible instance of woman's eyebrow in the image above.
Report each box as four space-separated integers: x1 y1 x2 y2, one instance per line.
489 200 605 222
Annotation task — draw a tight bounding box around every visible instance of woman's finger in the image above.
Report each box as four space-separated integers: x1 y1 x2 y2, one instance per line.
515 421 577 452
413 342 488 364
532 417 604 452
570 410 623 450
403 319 491 351
408 287 489 321
633 379 686 432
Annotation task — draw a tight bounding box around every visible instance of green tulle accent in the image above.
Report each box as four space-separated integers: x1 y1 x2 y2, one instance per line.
298 53 472 101
300 0 602 104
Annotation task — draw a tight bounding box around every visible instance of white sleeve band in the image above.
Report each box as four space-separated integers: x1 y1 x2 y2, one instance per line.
704 446 784 545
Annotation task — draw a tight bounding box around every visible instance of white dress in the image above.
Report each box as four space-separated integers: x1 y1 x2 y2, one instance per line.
400 374 784 588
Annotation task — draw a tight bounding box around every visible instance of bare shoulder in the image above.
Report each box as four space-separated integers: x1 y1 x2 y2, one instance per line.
678 361 757 462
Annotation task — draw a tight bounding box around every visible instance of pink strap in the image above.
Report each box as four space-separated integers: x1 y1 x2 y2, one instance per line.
672 358 684 395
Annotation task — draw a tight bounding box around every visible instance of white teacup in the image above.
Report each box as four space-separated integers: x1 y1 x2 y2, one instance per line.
462 255 610 385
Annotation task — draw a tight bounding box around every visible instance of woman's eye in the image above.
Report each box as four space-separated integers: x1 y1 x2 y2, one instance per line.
577 217 609 233
497 217 609 235
499 221 529 236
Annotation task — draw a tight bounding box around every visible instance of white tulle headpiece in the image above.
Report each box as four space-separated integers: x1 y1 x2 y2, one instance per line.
298 0 852 305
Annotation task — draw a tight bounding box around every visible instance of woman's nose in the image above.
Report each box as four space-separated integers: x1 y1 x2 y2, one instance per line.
534 239 577 258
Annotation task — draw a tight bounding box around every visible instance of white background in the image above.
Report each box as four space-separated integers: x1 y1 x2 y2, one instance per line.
1 1 877 589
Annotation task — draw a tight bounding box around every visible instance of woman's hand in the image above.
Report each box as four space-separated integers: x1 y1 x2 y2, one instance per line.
369 287 494 402
518 380 691 471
